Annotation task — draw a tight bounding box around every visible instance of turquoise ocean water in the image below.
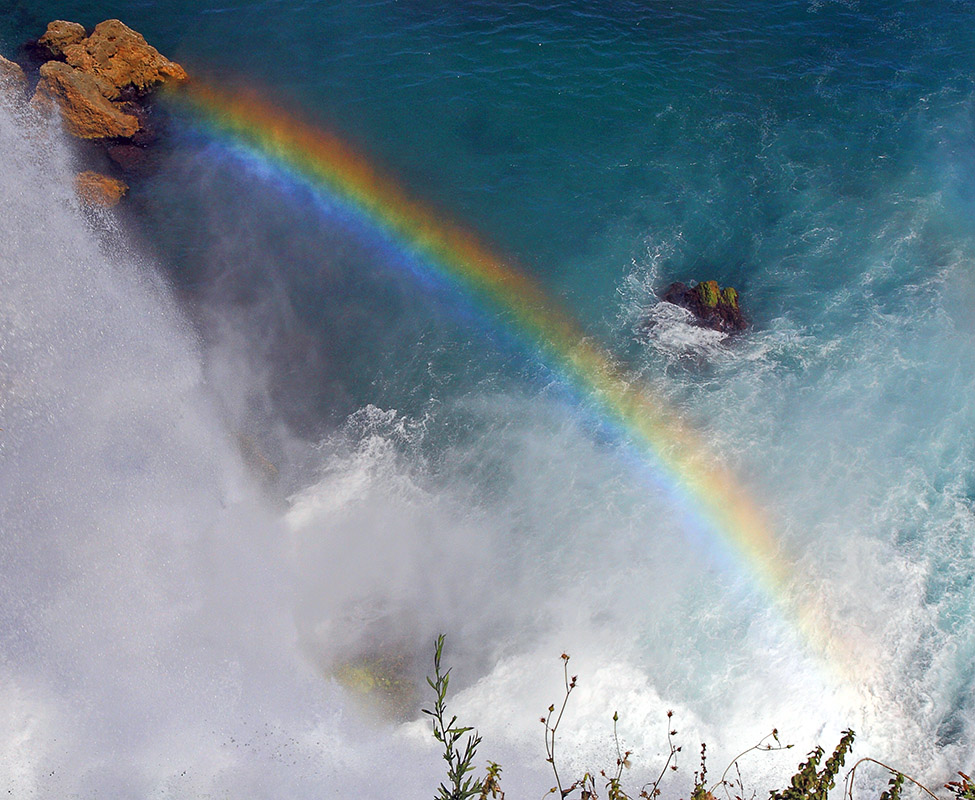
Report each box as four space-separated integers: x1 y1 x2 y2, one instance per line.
2 2 975 797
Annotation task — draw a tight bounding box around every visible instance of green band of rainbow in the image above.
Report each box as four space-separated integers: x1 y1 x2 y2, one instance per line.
173 80 846 673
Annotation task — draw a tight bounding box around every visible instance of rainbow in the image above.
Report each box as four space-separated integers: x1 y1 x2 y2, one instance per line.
173 80 843 668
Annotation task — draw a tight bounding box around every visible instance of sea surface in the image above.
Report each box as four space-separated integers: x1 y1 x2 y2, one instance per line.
2 1 975 798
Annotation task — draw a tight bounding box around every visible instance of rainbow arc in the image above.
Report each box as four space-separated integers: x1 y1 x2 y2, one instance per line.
174 80 849 674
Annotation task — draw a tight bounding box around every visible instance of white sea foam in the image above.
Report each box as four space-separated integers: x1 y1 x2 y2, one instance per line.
617 148 975 780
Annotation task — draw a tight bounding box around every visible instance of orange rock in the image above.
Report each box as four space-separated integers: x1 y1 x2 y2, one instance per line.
37 20 87 59
75 171 128 207
63 19 188 100
33 61 140 139
0 54 26 90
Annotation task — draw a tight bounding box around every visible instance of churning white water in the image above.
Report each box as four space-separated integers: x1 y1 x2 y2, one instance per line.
0 96 434 798
1 87 973 799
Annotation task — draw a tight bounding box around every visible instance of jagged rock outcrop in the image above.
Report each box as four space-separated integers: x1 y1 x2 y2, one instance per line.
5 18 186 208
36 20 87 60
62 19 188 100
661 279 748 333
0 54 26 91
29 19 186 141
75 171 128 207
33 60 140 139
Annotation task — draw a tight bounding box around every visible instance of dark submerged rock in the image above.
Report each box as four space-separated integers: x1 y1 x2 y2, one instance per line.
106 142 149 173
661 279 748 334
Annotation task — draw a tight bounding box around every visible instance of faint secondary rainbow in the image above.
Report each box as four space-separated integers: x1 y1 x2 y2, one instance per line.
174 80 848 671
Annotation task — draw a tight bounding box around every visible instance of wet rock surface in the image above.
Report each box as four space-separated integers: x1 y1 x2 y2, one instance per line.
62 19 188 101
26 18 186 141
75 170 129 207
34 60 141 139
0 55 26 105
661 280 748 334
2 18 188 209
36 20 87 60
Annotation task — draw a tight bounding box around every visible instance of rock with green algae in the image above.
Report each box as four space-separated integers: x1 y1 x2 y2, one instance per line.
696 278 721 308
661 279 747 334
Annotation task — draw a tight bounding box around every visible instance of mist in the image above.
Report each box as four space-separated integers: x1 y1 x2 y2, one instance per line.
2 65 973 797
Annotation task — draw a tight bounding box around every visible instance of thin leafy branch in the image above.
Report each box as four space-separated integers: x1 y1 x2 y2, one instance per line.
541 653 681 800
770 729 855 800
691 743 710 800
423 634 493 800
843 757 941 800
712 729 793 800
945 773 975 800
542 652 579 799
639 710 681 799
479 761 505 800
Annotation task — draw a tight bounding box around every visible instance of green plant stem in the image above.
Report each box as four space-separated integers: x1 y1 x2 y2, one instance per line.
843 757 940 800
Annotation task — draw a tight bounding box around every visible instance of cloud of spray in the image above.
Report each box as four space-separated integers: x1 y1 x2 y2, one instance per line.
0 97 449 799
4 81 972 797
0 93 815 797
